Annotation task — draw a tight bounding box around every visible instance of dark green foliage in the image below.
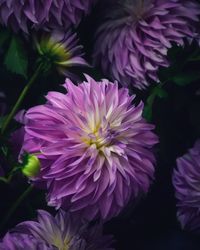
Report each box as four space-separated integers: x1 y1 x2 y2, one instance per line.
4 35 28 78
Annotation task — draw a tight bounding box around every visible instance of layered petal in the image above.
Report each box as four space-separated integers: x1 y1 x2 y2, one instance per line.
173 140 200 232
20 75 158 220
0 0 97 33
0 209 114 250
93 0 200 89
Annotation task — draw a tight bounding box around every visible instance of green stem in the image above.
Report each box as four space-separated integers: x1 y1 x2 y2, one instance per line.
0 185 33 230
7 166 22 183
1 63 43 135
0 177 9 184
0 166 21 184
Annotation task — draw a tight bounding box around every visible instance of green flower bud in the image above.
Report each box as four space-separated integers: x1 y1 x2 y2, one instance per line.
21 154 40 178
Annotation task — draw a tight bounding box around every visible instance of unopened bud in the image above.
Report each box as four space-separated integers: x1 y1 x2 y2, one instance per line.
21 154 40 178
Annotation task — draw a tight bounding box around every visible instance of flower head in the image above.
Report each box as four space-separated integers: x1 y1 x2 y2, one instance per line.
20 75 158 220
35 30 89 78
0 233 51 250
93 0 200 89
0 210 114 250
173 140 200 232
0 0 97 33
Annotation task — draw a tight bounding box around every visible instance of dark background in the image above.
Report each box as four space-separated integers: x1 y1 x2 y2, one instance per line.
1 1 200 249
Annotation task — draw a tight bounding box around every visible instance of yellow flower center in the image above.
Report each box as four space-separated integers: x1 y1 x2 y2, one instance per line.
47 40 70 63
84 131 109 149
81 112 115 151
37 36 71 66
52 236 70 250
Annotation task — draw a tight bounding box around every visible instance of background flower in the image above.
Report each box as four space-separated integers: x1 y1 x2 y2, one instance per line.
20 75 158 221
93 0 200 89
0 0 97 33
0 209 114 250
173 140 200 233
35 30 89 78
0 232 51 250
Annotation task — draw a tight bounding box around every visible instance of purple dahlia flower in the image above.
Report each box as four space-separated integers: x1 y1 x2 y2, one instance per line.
20 75 158 220
173 140 200 232
0 232 51 250
93 0 200 89
0 210 114 250
0 0 97 33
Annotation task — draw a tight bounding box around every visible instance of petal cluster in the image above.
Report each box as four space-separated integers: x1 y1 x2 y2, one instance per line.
0 0 97 33
93 0 200 89
173 140 200 232
0 233 51 250
21 75 158 220
0 210 114 250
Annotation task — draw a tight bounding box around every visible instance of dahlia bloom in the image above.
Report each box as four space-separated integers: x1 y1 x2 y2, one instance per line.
173 140 200 232
0 233 51 250
0 210 114 250
0 0 96 33
93 0 200 89
20 75 158 220
35 30 89 78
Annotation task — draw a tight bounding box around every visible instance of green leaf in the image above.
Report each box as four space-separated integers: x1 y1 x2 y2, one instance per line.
155 86 168 98
189 56 200 62
0 29 10 48
143 91 156 121
173 71 200 86
143 105 153 122
4 36 28 78
0 116 5 129
143 85 168 121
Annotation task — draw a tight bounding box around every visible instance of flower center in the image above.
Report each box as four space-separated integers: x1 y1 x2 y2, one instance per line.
83 127 113 150
81 114 116 150
52 237 69 250
46 41 70 63
37 37 70 67
123 0 151 21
